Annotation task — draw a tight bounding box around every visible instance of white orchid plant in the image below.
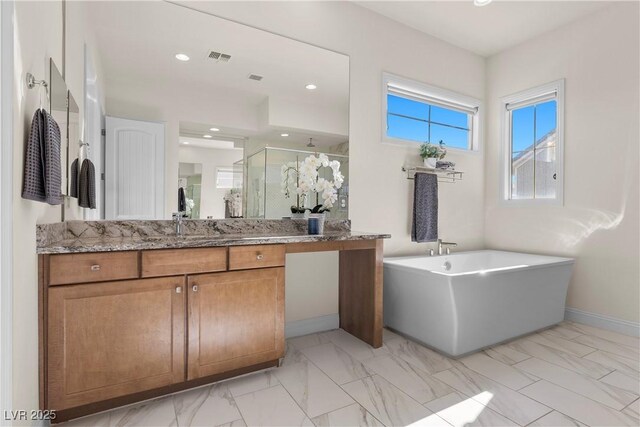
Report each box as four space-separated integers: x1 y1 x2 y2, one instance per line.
281 153 344 214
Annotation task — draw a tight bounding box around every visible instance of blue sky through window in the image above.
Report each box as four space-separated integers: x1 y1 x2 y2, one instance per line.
511 100 557 154
387 94 470 149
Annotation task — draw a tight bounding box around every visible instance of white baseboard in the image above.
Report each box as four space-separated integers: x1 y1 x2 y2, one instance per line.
285 314 339 338
565 307 640 337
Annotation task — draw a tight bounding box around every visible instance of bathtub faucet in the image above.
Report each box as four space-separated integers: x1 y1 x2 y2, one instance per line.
437 239 457 255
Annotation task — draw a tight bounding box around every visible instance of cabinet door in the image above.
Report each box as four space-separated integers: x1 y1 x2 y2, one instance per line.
187 268 285 380
47 277 185 410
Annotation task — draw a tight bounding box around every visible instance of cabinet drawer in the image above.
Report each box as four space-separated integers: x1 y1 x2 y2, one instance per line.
228 245 285 270
141 247 227 277
49 252 139 285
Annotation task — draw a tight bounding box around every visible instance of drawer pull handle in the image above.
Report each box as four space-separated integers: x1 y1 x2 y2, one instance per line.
90 264 101 272
256 254 264 260
192 285 198 292
176 286 182 294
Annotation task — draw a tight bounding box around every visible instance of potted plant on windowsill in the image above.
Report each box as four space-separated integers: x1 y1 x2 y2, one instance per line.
420 140 447 168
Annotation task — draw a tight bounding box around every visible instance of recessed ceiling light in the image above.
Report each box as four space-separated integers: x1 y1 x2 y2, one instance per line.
175 53 190 61
209 127 220 132
281 133 289 137
203 134 212 138
473 0 492 6
305 84 317 90
182 141 189 145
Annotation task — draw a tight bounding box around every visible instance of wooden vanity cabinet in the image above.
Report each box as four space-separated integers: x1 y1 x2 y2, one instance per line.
46 276 186 410
40 239 383 423
40 245 287 419
187 268 285 380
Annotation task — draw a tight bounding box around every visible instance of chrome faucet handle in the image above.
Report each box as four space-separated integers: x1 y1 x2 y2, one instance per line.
173 211 187 236
428 249 435 256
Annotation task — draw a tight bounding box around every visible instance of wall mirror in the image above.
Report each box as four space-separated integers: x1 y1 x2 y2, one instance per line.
67 91 79 198
67 1 349 220
49 59 68 196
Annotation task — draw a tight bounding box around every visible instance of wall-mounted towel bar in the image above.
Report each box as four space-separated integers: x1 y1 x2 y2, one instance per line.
402 166 463 183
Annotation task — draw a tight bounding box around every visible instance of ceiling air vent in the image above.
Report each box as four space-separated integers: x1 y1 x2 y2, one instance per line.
207 50 231 62
248 74 263 81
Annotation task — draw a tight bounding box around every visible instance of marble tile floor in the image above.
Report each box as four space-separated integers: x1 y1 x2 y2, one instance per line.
59 321 640 427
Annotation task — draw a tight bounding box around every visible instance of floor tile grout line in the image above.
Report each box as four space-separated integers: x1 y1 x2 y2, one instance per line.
569 333 640 353
298 341 374 388
230 384 263 427
226 369 281 399
521 408 556 427
527 363 640 408
273 352 332 423
342 373 433 426
565 326 640 350
505 339 615 379
419 386 527 427
515 356 640 403
519 378 637 414
620 396 640 412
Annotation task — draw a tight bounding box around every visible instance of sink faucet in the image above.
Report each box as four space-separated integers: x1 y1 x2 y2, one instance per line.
172 212 186 236
437 239 457 255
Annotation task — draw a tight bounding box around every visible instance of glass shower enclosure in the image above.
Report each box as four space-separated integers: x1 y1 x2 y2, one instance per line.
245 147 349 220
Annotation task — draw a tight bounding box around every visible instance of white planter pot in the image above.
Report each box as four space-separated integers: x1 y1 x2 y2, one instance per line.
424 158 438 169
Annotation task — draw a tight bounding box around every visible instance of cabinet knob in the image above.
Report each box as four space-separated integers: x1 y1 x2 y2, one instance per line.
256 254 264 260
192 285 198 292
176 286 182 294
90 264 101 271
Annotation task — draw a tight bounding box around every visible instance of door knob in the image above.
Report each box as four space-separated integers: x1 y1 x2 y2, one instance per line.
192 285 198 292
256 254 264 260
176 286 182 294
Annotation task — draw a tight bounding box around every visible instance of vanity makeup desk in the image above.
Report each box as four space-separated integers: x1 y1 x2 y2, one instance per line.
36 219 389 422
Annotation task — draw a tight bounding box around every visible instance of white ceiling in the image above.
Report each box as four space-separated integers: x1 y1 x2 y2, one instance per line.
356 0 611 57
84 1 349 144
179 120 348 148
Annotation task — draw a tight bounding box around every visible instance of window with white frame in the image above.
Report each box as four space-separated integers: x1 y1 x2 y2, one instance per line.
501 79 564 204
382 73 481 151
215 167 241 189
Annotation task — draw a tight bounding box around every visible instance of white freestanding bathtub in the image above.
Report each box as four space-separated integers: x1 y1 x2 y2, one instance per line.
383 250 574 357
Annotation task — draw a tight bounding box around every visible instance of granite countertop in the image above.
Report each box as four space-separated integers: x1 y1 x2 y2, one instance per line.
36 220 390 254
37 232 390 254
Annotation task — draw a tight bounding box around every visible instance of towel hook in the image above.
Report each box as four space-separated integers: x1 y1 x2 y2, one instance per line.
26 72 49 110
79 141 90 159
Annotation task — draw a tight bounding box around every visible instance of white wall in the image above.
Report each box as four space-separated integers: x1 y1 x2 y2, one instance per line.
266 96 349 137
14 2 485 420
66 1 107 221
183 1 487 256
485 3 640 323
178 145 243 219
11 1 64 423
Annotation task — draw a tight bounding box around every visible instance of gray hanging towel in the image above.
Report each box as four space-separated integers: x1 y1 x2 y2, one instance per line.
69 158 79 198
411 172 438 243
22 109 63 205
178 187 186 212
78 159 96 209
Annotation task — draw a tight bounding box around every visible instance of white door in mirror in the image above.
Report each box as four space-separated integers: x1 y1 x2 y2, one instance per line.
105 117 165 220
